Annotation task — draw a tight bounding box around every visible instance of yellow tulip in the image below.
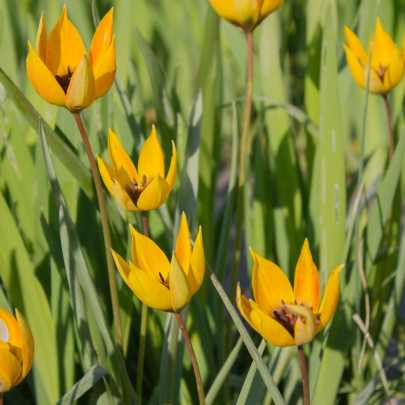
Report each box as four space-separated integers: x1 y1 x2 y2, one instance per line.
27 6 116 113
344 18 404 94
208 0 284 32
237 240 344 347
111 213 205 313
97 127 177 212
0 308 34 393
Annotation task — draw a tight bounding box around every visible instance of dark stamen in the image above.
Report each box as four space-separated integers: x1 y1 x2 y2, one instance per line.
55 66 74 94
159 272 165 283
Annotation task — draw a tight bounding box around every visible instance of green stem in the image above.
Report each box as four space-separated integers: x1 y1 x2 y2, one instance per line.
227 31 254 350
0 393 3 405
73 113 123 352
383 94 394 162
298 346 310 405
175 312 206 405
136 212 149 401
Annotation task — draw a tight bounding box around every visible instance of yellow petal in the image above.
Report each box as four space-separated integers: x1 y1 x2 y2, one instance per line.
294 239 320 312
236 283 254 328
0 308 22 349
258 0 284 25
285 305 317 346
15 310 34 380
383 45 404 92
175 213 192 273
46 5 87 77
251 249 294 314
111 250 172 311
138 126 165 185
250 305 295 347
232 0 261 30
317 265 344 332
111 179 139 212
96 155 115 195
170 253 192 313
344 44 366 89
130 225 170 281
344 26 368 63
369 18 394 71
36 12 47 63
363 64 385 94
165 141 177 190
65 54 95 113
0 348 21 393
136 174 171 212
94 36 116 100
26 42 67 107
188 226 205 296
89 8 114 73
108 129 139 190
208 0 239 27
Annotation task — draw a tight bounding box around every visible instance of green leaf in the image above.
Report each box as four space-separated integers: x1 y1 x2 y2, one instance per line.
0 67 94 200
196 6 222 263
55 365 117 405
173 90 203 236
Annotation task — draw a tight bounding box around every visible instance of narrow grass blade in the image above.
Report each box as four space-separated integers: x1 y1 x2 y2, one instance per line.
196 6 222 263
55 366 119 405
236 339 267 405
206 337 243 405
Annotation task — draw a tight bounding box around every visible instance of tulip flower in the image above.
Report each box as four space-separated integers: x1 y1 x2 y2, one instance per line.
27 6 116 113
344 18 404 94
97 127 177 212
237 240 344 347
208 0 284 32
111 213 205 313
0 308 34 394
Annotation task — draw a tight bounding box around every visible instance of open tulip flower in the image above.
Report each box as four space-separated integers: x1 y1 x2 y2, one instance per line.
111 213 205 313
0 308 34 394
97 127 177 212
208 0 284 32
27 6 116 113
237 240 344 347
344 18 404 94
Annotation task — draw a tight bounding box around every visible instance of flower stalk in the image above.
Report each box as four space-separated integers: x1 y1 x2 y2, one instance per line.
175 313 206 405
228 31 254 347
73 113 123 352
298 346 310 405
382 94 394 162
136 212 149 401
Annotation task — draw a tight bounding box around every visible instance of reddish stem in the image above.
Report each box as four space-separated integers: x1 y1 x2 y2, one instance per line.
298 345 310 405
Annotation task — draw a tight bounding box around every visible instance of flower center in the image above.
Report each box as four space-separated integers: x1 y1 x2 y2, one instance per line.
377 63 387 81
0 318 9 343
55 66 74 94
159 272 170 289
128 175 153 206
272 301 320 338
